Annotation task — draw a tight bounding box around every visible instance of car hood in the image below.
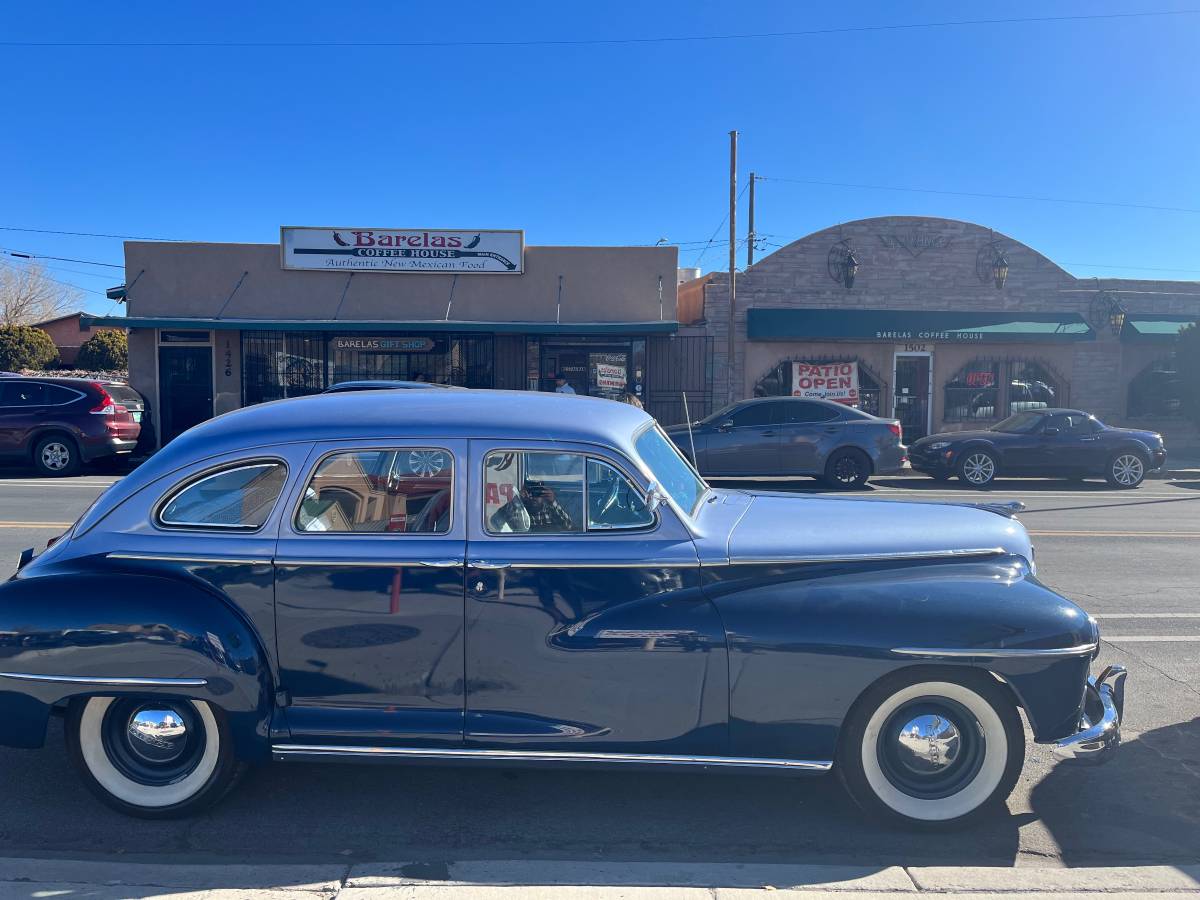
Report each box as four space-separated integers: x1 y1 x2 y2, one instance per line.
721 491 1034 566
913 430 998 446
1104 426 1163 444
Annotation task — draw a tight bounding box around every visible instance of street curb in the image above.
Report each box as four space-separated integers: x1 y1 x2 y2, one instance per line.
0 858 1198 897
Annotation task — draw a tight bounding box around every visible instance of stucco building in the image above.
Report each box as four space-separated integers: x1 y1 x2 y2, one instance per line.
687 216 1197 446
86 230 710 447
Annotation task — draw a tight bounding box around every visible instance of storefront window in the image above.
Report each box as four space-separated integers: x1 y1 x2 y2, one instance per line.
1128 354 1182 418
753 358 883 416
242 331 495 405
944 358 1062 422
944 361 1001 421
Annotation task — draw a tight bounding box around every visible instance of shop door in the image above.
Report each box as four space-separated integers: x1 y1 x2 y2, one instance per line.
548 351 588 395
892 353 932 441
158 346 213 444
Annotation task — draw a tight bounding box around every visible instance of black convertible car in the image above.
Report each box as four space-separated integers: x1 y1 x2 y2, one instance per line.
909 409 1166 488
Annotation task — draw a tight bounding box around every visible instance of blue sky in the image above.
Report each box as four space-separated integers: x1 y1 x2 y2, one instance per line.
3 1 1198 314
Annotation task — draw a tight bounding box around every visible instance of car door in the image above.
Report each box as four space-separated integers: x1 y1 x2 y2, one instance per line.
777 401 842 474
0 381 46 458
994 416 1049 473
273 439 468 746
1041 413 1106 474
702 401 782 475
465 440 728 756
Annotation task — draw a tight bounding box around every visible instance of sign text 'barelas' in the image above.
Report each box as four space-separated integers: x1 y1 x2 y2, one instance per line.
281 227 524 274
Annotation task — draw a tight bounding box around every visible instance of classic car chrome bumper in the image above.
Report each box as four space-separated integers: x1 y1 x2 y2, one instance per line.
1053 665 1127 764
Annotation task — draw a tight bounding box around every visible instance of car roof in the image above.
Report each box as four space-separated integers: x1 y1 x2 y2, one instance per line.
164 389 653 463
1030 408 1089 417
325 380 459 391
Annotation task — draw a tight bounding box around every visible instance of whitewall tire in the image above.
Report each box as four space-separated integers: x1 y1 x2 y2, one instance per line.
66 696 246 818
836 668 1024 827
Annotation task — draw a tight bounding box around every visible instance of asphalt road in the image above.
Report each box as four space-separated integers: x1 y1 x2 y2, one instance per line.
0 469 1196 868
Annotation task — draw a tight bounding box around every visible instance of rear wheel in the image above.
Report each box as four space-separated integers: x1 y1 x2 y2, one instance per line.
836 668 1025 828
66 696 246 818
32 433 80 477
957 449 997 488
1106 452 1146 489
824 448 871 490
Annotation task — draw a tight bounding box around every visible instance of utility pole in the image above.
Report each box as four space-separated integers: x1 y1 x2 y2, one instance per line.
727 129 738 404
747 172 756 268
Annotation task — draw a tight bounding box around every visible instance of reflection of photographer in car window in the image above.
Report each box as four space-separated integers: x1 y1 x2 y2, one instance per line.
490 480 576 533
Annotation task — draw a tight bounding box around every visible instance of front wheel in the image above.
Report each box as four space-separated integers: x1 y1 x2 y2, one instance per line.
836 668 1025 828
957 449 997 488
824 448 871 490
66 696 246 818
1106 452 1146 489
33 434 80 477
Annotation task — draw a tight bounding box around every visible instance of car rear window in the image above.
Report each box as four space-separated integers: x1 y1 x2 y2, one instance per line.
158 461 288 530
104 385 143 405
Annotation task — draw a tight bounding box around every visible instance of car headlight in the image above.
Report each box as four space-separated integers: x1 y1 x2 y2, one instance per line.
928 441 952 450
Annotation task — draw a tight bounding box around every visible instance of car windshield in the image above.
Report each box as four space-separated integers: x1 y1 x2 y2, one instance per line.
634 425 708 516
695 403 737 426
990 412 1046 434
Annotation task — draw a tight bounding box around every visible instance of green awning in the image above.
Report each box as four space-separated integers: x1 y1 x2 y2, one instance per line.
80 316 679 336
1121 316 1196 341
746 309 1094 342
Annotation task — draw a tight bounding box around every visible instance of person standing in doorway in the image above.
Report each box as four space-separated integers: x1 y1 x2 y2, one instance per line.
554 373 576 394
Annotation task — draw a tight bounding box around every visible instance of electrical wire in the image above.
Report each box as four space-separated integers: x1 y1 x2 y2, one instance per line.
0 225 186 241
0 248 123 269
759 176 1200 215
693 182 750 268
4 10 1195 48
0 259 108 297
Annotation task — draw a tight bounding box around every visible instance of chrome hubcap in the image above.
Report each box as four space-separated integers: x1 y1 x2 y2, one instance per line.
894 714 962 774
126 707 190 765
962 453 994 484
41 442 70 470
1112 454 1143 485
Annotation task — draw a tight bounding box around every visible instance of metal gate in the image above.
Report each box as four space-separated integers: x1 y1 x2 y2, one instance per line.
645 335 713 426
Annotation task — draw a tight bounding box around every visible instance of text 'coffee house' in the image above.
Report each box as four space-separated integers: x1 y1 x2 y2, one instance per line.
90 227 716 446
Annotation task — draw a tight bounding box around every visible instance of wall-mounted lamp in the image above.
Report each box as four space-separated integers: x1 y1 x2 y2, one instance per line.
827 240 858 290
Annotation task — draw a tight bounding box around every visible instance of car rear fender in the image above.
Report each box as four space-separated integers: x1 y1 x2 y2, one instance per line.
0 571 273 758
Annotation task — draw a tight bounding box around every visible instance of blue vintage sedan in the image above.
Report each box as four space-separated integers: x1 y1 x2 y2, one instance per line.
0 391 1124 825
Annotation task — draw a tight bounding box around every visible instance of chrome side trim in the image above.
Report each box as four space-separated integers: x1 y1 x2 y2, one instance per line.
891 643 1098 659
0 672 208 687
719 547 1008 567
271 744 832 771
275 559 447 569
468 560 692 570
108 552 272 566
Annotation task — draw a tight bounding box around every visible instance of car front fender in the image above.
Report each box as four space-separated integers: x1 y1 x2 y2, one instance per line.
704 555 1097 760
0 571 273 758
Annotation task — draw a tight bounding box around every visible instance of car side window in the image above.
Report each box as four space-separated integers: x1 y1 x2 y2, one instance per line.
782 402 840 424
729 403 776 428
159 461 288 530
0 382 46 406
42 384 80 405
586 459 654 530
485 451 584 534
296 448 453 534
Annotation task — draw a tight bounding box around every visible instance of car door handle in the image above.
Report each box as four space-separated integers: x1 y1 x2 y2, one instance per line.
761 430 776 436
1079 436 1100 442
469 560 512 570
419 558 464 568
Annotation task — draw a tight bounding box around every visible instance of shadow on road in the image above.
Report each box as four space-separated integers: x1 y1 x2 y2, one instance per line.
1030 715 1200 862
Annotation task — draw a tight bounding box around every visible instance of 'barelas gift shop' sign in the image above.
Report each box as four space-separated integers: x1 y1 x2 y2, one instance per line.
282 227 524 274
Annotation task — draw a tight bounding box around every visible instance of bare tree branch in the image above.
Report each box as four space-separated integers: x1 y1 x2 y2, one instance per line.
0 263 82 325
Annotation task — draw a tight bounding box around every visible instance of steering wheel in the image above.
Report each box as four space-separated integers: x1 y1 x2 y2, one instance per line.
597 476 626 521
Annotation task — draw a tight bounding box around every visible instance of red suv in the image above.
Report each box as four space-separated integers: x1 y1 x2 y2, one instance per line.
0 377 142 476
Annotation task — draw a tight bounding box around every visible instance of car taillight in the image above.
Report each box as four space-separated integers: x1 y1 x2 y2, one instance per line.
888 422 902 440
89 383 116 415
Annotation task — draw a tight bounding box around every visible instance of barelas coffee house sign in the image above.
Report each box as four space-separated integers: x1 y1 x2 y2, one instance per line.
281 226 525 274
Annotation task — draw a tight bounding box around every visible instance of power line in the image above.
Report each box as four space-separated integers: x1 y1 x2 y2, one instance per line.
0 225 186 241
759 176 1200 215
4 10 1195 48
0 259 108 296
0 248 123 269
693 182 750 268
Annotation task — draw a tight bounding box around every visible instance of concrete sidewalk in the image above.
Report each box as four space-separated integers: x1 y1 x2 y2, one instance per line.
0 857 1198 898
